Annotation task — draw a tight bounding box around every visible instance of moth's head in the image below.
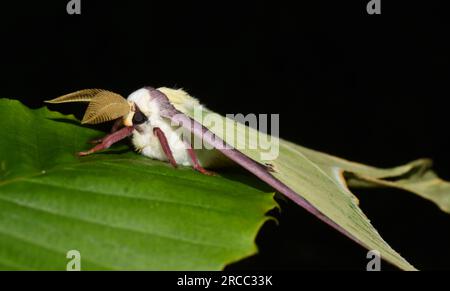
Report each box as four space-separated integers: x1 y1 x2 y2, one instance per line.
123 88 152 127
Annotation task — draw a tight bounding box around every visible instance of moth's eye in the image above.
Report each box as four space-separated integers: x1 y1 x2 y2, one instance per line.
132 111 147 125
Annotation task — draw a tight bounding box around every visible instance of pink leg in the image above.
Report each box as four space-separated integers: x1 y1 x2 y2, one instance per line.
153 127 178 168
78 126 134 156
89 118 124 144
185 141 215 176
110 118 123 133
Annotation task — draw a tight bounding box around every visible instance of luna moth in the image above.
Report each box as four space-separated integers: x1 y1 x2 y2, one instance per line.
46 86 450 271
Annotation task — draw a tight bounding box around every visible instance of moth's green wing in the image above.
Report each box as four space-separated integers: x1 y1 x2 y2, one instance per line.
179 105 414 270
163 87 450 271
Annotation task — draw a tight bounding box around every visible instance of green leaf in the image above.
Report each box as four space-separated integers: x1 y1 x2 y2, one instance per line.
0 99 276 270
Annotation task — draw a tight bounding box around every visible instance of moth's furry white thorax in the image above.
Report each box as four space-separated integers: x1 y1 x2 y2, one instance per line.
126 87 230 168
126 88 192 166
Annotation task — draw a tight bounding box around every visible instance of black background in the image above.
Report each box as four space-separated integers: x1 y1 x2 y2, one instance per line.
1 1 450 270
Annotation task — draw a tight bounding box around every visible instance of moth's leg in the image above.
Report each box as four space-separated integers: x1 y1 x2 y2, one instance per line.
89 118 123 144
153 127 178 168
78 126 134 156
184 141 215 176
110 118 124 133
